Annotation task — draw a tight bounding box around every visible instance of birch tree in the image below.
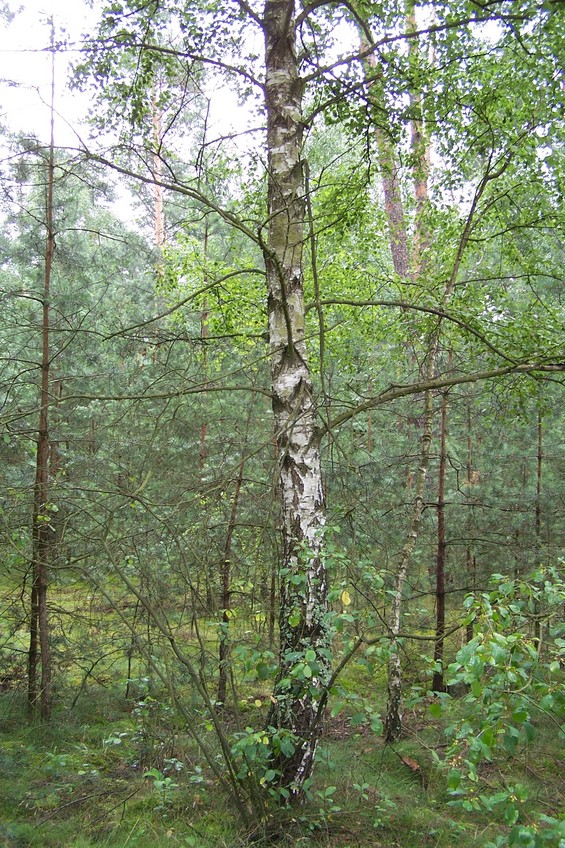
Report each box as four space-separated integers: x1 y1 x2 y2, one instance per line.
75 0 565 803
261 0 331 794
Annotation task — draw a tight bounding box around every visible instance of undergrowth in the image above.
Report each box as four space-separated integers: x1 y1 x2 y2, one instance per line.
0 570 563 847
0 680 562 848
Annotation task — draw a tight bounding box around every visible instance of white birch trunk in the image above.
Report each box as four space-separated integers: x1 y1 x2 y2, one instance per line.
263 0 331 795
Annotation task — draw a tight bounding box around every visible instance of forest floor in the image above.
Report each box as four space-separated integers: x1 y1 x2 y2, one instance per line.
0 675 563 848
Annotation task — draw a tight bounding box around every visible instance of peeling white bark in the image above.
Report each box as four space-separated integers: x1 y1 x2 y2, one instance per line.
263 0 331 795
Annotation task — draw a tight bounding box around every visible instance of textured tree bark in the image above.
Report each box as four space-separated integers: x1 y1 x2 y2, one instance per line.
263 0 331 795
407 0 431 275
151 89 165 252
200 223 209 468
27 581 39 712
381 2 441 736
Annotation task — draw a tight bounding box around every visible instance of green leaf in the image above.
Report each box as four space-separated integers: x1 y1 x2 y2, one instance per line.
512 708 528 723
504 805 519 826
470 679 483 698
370 716 383 735
447 769 461 790
280 739 295 758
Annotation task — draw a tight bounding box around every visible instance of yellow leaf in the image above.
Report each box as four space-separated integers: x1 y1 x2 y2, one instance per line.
341 590 351 606
254 699 262 707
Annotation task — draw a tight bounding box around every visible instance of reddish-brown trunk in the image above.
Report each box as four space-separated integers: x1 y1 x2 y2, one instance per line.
27 580 39 711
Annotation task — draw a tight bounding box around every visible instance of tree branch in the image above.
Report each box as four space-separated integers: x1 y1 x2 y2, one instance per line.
321 362 565 436
305 297 518 363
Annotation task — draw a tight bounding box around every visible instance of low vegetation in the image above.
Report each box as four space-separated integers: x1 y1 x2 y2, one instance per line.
0 570 563 848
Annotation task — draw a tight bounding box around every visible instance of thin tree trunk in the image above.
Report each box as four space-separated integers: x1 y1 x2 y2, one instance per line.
363 50 411 280
384 389 433 742
151 90 165 253
200 224 211 609
465 400 475 643
364 8 435 741
432 386 448 692
407 0 431 275
200 255 208 468
197 113 210 469
125 598 141 700
263 0 330 796
217 453 246 707
268 557 277 649
28 28 56 720
535 408 542 548
27 582 39 712
534 406 542 646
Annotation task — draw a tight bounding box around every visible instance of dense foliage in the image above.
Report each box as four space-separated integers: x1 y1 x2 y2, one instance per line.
0 0 563 845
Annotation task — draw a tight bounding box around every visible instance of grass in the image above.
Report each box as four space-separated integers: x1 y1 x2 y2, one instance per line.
0 576 563 848
1 677 562 848
0 692 238 848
